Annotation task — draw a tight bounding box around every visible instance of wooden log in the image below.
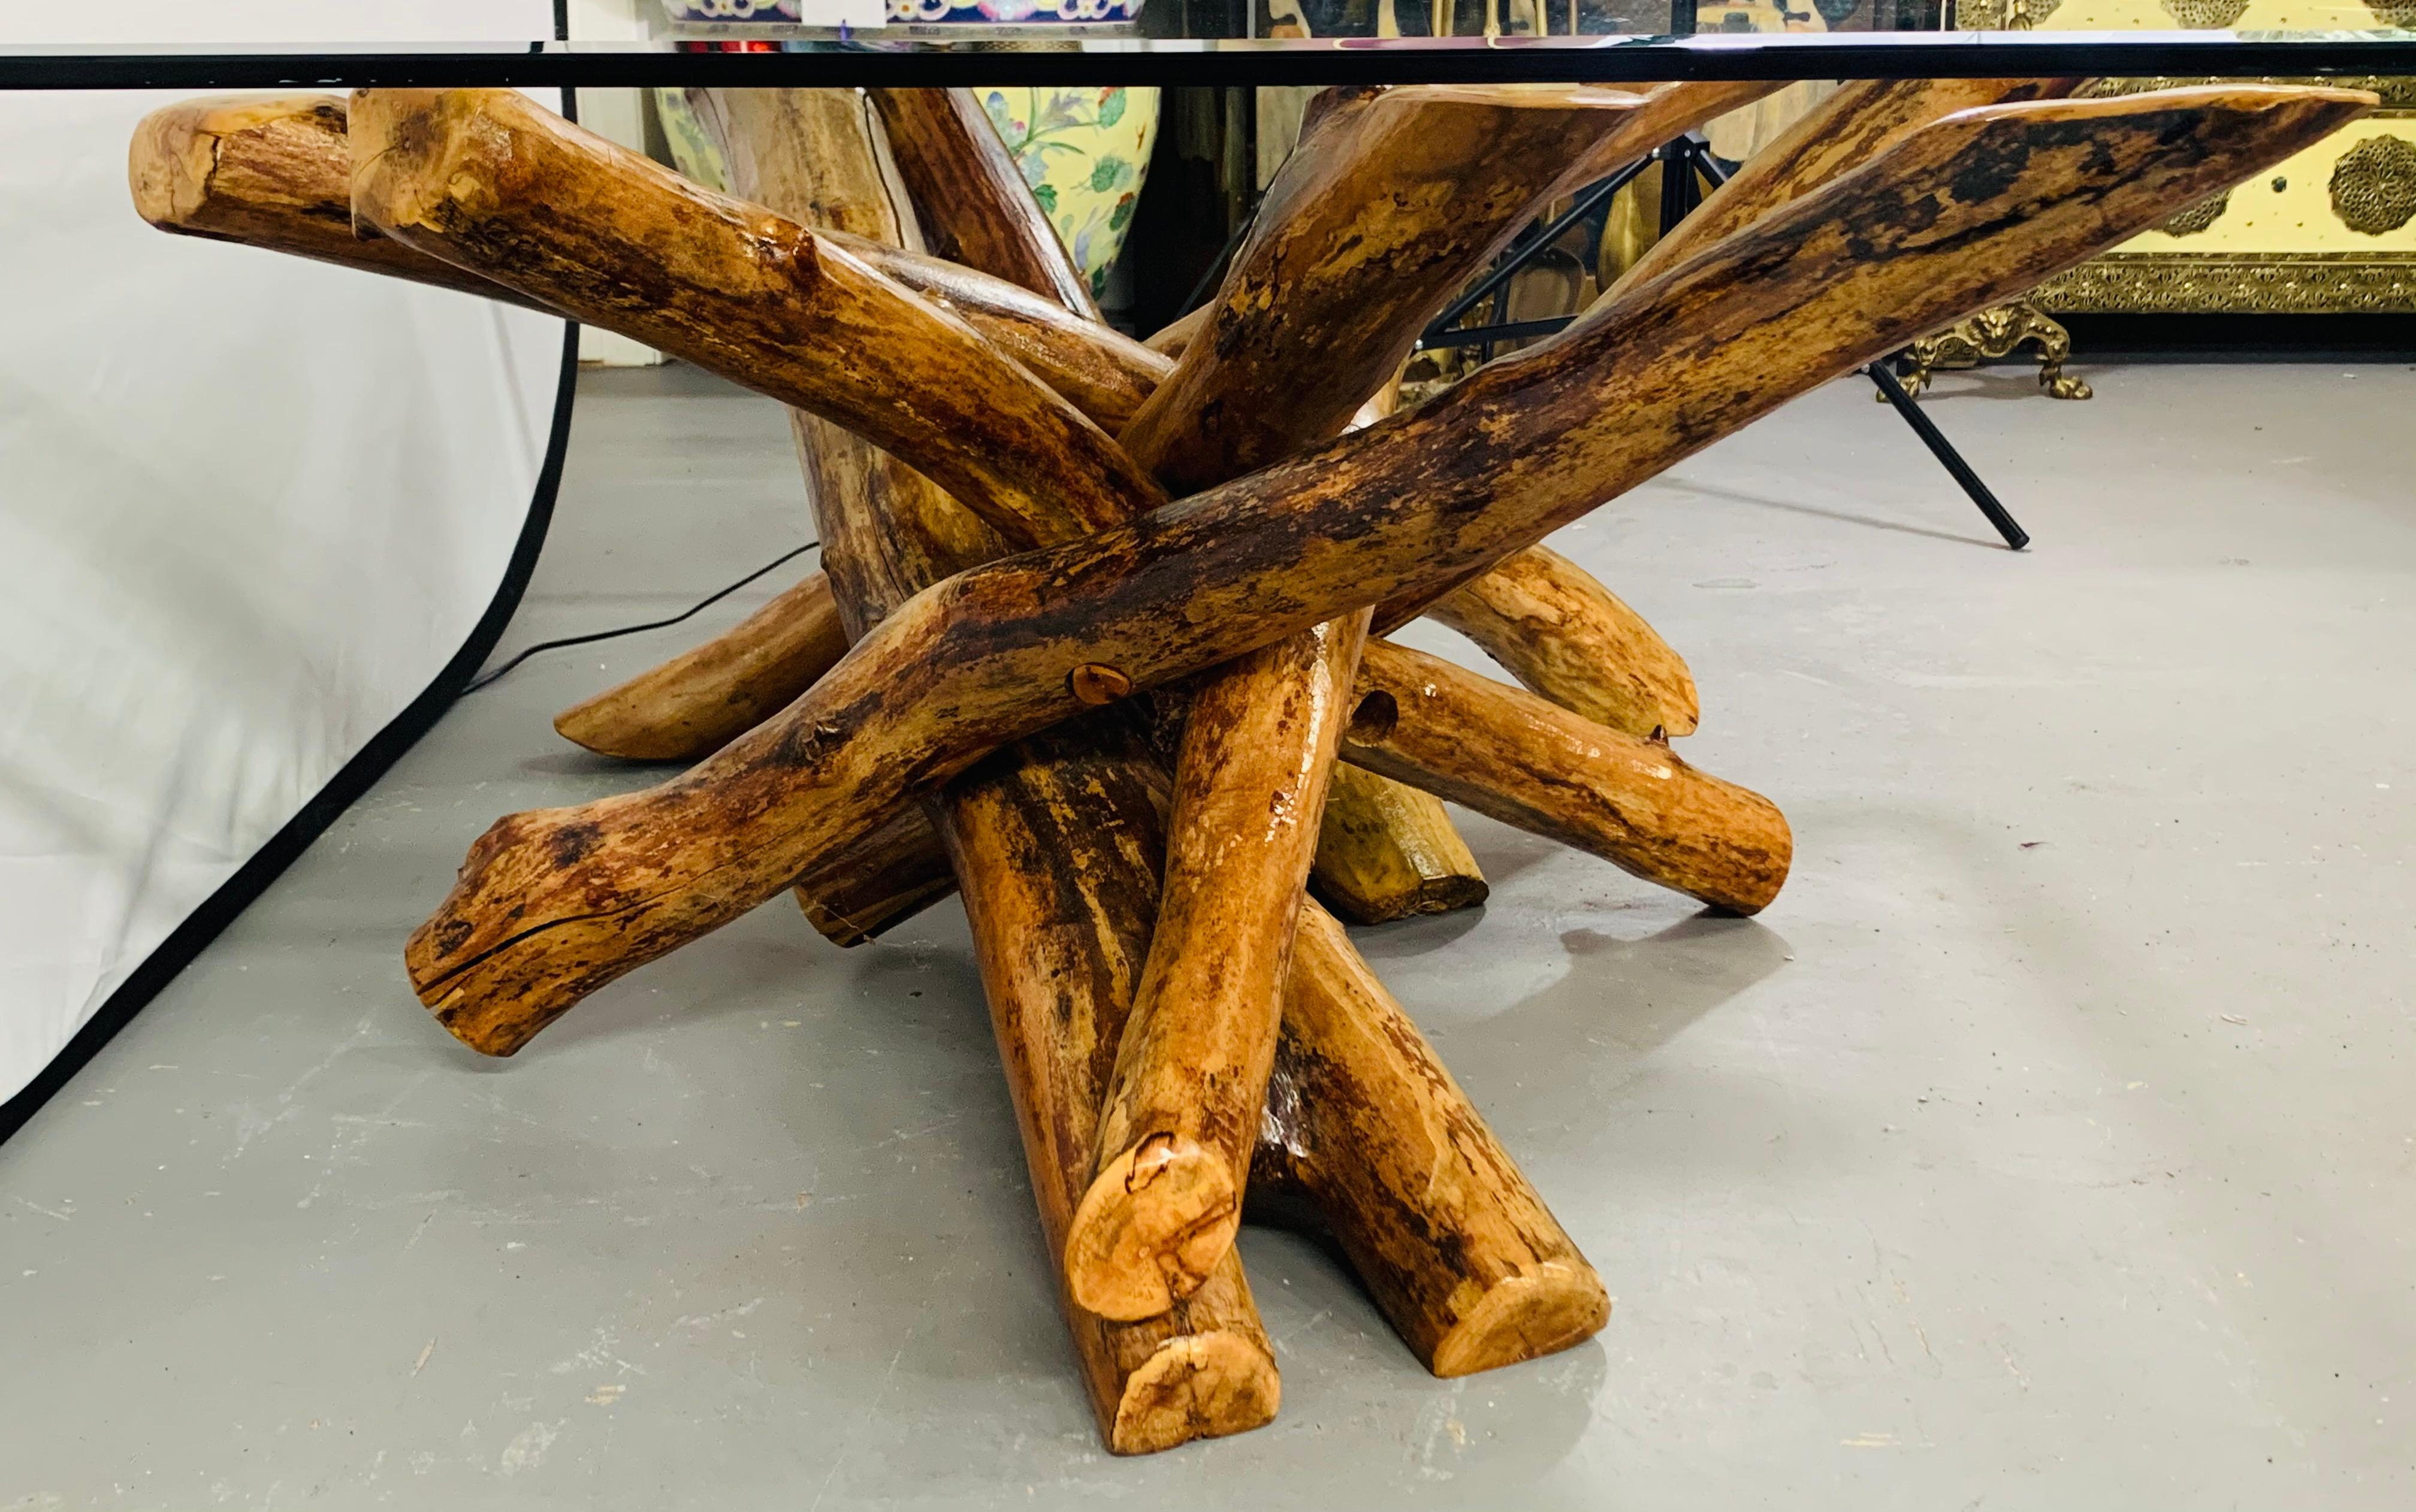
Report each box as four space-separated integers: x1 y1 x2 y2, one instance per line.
871 87 1103 319
552 570 848 762
1119 80 1778 493
128 93 545 309
1615 77 2083 298
824 229 1167 431
347 88 1163 550
1348 640 1788 914
1062 613 1367 1320
1258 902 1609 1376
1310 765 1490 924
697 86 1276 1453
1428 544 1699 740
405 88 2370 1049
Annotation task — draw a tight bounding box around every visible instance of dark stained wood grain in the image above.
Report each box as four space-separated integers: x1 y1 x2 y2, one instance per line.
1256 903 1609 1377
1119 80 1780 495
1617 76 2083 298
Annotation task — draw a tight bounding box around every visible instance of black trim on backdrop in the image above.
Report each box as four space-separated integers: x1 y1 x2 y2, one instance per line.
0 319 581 1147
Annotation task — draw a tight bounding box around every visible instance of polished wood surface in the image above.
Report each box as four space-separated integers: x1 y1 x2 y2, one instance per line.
554 571 848 763
1065 613 1366 1321
1119 81 1777 495
1260 903 1610 1377
129 93 545 308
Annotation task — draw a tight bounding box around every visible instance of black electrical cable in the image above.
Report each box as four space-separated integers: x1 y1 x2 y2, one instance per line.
461 539 819 694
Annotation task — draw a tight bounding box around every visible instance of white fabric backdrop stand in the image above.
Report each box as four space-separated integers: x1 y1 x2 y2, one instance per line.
0 3 575 1128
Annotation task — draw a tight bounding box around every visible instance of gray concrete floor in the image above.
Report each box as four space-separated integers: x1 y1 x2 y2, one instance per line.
5 358 2414 1510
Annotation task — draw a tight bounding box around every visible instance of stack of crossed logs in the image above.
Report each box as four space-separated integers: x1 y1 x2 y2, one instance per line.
132 76 2368 1453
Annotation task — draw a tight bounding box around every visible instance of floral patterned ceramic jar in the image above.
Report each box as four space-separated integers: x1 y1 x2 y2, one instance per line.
976 86 1157 301
653 84 1158 304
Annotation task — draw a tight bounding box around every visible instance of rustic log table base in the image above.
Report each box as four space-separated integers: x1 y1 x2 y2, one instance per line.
130 78 2374 1455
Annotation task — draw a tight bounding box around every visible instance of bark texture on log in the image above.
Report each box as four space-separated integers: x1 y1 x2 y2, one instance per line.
1258 903 1609 1377
128 93 545 308
554 570 848 763
1617 77 2083 297
1310 764 1490 924
871 87 1102 319
1429 545 1700 740
406 88 2370 1049
1065 613 1368 1321
1348 641 1789 913
1119 80 1777 494
348 88 1164 551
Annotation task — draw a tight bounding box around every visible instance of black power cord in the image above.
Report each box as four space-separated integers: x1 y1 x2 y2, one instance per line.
462 539 820 694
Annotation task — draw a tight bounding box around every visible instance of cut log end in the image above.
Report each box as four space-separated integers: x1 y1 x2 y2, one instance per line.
552 571 847 764
1425 1263 1612 1379
424 984 543 1059
1311 764 1488 924
1109 1329 1282 1456
1065 1133 1243 1322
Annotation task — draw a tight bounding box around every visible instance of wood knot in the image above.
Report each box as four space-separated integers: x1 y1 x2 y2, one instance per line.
1068 663 1132 705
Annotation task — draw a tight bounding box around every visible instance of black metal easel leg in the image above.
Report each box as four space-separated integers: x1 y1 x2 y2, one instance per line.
1867 361 2031 551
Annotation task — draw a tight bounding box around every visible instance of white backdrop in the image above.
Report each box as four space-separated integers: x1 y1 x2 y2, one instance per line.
0 4 567 1105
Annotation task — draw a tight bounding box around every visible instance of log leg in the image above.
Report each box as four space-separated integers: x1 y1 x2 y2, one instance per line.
552 570 848 761
1310 765 1489 924
801 803 1609 1382
1258 903 1609 1377
871 87 1103 318
1065 613 1366 1320
940 719 1281 1452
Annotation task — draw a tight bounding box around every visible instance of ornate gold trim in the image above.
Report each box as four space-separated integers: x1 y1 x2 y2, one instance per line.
1896 298 2092 397
2034 252 2416 310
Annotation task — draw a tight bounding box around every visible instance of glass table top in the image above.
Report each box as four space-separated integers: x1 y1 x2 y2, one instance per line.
5 30 2416 90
